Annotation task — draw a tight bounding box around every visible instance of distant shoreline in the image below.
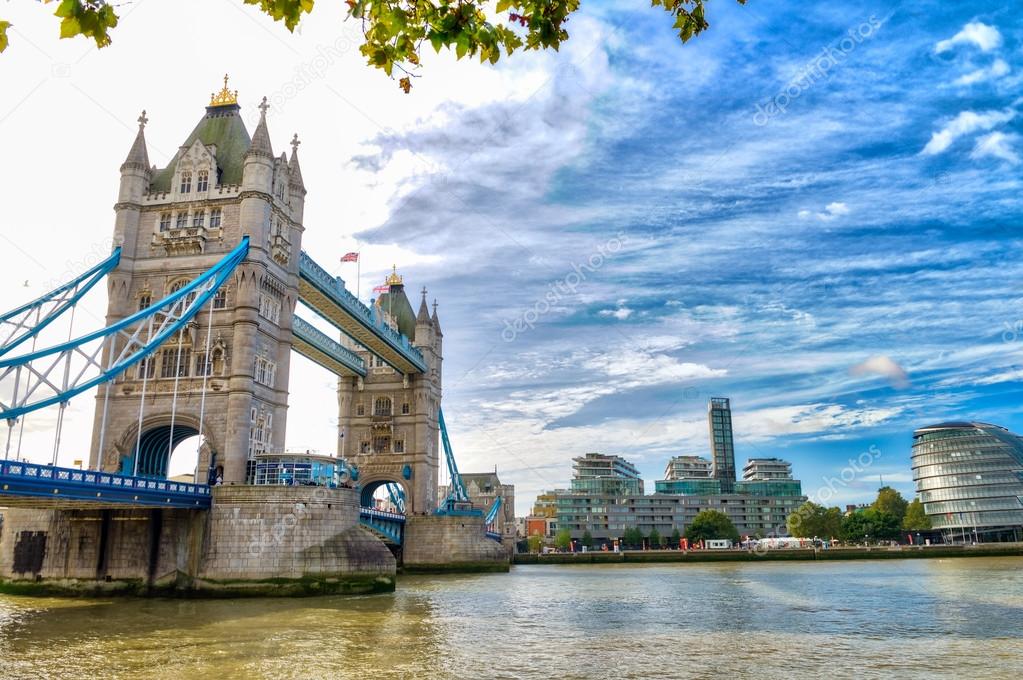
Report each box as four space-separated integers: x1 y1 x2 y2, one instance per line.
513 542 1023 565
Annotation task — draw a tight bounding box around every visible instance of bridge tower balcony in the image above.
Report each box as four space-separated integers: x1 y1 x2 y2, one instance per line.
153 225 216 255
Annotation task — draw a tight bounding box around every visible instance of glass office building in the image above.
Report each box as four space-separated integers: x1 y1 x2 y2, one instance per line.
911 422 1023 542
709 398 736 492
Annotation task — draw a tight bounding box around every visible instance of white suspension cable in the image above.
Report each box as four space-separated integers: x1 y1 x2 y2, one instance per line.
51 303 78 465
15 308 42 462
95 335 114 472
133 315 154 477
195 302 215 485
166 327 186 477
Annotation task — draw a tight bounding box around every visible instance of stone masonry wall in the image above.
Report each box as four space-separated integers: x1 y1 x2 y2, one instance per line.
403 514 510 572
197 485 396 595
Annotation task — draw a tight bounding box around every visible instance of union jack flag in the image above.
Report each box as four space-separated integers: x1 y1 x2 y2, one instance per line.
373 284 389 293
341 252 359 262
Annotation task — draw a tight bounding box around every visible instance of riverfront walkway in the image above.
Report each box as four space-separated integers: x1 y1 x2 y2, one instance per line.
514 542 1023 565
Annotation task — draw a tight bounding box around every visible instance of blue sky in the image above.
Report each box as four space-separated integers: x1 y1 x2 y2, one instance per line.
1 0 1021 512
350 0 1023 509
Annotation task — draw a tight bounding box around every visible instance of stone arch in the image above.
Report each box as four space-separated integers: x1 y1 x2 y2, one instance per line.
113 413 220 479
359 476 411 512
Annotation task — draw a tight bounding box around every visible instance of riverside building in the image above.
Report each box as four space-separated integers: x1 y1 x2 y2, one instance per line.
911 422 1023 543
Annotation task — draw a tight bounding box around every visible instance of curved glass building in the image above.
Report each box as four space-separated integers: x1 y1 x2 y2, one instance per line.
911 422 1023 542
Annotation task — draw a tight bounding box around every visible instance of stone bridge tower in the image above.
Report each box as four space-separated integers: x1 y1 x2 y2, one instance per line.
337 272 443 514
88 77 306 485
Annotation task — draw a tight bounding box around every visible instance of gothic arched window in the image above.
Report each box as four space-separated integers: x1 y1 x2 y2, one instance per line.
180 171 192 193
196 170 209 192
374 397 392 417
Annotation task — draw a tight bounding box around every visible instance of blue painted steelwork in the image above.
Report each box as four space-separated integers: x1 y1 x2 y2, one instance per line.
485 531 502 542
297 252 427 374
436 408 481 516
485 496 502 525
0 248 121 357
0 238 248 421
291 315 366 376
359 506 406 544
385 482 406 513
0 460 211 508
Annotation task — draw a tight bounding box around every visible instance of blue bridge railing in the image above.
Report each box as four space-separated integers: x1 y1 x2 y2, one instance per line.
298 252 427 372
359 506 406 544
0 461 212 508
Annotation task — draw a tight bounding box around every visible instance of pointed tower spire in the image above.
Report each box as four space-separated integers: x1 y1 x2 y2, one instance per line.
416 286 431 323
121 110 151 172
247 96 274 158
431 299 442 336
288 133 306 192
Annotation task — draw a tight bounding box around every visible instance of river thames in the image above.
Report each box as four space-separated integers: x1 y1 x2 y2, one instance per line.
1 558 1021 679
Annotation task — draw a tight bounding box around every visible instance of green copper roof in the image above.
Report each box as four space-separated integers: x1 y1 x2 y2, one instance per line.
375 285 417 341
150 104 251 192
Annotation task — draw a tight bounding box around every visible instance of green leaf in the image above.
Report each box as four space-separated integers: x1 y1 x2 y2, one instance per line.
0 21 10 53
496 0 514 12
59 16 81 39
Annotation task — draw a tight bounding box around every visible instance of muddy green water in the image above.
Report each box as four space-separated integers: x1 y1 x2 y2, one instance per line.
2 559 1022 679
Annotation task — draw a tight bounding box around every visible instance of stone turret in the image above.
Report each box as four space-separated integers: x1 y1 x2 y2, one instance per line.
288 133 307 224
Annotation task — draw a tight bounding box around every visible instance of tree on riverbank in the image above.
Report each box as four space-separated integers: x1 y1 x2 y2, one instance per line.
670 528 682 547
648 528 663 549
872 487 909 525
903 498 931 531
841 508 901 543
786 501 843 539
527 534 543 553
685 510 740 544
554 528 572 551
581 530 593 549
622 527 644 549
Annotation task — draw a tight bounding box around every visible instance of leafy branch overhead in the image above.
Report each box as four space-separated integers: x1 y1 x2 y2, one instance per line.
1 0 745 92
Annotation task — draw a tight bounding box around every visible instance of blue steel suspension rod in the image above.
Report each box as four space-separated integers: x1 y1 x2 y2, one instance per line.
0 247 121 357
485 496 502 525
437 407 469 505
0 238 248 421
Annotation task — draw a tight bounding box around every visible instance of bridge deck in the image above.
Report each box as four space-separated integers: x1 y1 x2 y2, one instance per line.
291 315 367 377
298 252 427 374
0 461 211 510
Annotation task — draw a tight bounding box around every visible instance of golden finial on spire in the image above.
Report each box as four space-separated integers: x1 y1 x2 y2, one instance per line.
385 264 403 287
209 73 239 107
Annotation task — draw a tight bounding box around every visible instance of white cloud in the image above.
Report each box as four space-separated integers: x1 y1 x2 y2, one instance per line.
935 21 1003 53
849 355 910 389
800 201 850 221
970 131 1021 165
954 58 1010 86
598 306 633 320
920 109 1016 155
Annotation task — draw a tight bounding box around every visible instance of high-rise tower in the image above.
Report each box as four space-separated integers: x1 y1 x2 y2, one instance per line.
708 397 736 493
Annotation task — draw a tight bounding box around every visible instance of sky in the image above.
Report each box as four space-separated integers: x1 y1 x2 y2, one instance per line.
1 0 1021 513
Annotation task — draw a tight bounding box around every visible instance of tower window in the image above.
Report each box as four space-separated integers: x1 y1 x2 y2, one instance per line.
401 402 410 415
213 288 227 309
180 171 192 193
394 439 405 453
175 212 188 228
196 170 209 192
210 208 222 228
356 403 365 416
254 356 277 388
138 293 152 311
137 356 155 380
160 347 191 378
193 210 205 228
374 397 392 416
159 213 171 231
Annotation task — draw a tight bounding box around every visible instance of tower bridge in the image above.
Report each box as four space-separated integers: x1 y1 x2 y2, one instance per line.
0 78 508 596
